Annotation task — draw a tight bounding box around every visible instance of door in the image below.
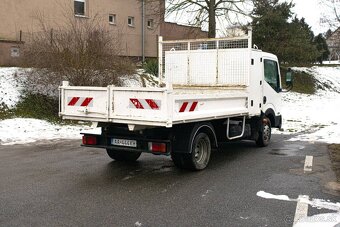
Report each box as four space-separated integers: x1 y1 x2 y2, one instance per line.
262 59 282 118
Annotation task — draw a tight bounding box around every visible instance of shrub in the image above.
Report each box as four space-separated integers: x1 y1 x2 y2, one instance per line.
0 102 13 120
21 14 136 96
14 92 59 122
280 67 316 94
143 59 158 77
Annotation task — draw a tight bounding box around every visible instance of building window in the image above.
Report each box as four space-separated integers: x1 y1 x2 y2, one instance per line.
109 14 116 25
147 19 154 29
11 47 20 58
74 0 86 16
128 16 135 27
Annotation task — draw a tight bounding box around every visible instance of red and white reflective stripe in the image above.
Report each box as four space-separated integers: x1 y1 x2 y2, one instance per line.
129 98 161 110
179 101 198 113
67 97 93 107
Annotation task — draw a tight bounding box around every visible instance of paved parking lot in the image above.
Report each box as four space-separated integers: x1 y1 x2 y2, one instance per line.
0 134 339 227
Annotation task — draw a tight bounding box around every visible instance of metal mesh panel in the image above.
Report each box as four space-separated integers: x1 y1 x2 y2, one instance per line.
162 42 188 85
219 39 248 49
218 49 250 85
160 35 250 87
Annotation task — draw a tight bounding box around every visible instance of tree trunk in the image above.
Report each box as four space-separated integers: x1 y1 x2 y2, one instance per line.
208 0 216 38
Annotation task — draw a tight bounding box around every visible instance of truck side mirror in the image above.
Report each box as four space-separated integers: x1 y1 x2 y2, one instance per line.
285 68 293 86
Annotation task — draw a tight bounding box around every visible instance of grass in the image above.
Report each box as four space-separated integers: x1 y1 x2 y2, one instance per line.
0 92 60 122
328 144 340 182
280 66 316 94
0 103 14 120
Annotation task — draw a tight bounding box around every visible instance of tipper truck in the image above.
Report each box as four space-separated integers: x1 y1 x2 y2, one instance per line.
59 30 291 170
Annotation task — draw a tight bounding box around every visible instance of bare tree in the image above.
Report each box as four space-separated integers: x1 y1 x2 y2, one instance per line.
165 0 253 37
319 0 340 29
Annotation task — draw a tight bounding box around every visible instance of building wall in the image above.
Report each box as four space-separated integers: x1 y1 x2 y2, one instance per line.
0 0 161 63
327 28 340 60
0 41 23 66
160 22 208 41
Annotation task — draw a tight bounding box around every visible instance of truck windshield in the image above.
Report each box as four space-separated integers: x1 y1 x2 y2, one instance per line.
264 59 280 92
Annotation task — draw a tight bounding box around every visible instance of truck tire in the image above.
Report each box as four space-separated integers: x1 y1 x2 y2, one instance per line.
255 117 271 147
172 132 211 170
106 149 141 162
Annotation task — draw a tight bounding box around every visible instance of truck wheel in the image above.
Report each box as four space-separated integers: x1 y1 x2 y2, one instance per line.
172 132 211 170
255 117 271 147
106 149 141 162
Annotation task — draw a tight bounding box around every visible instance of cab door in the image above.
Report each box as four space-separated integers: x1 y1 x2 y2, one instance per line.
262 58 282 123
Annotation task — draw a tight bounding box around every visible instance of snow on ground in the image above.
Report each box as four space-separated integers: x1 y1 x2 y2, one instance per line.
0 67 26 108
257 190 340 227
0 118 91 145
322 60 340 65
0 67 154 145
274 66 340 144
0 66 340 145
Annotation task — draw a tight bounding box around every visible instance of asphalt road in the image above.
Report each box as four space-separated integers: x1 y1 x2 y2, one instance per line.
0 134 338 227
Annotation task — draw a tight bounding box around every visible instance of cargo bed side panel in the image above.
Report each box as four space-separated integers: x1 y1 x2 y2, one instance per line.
172 90 249 123
110 88 171 125
61 87 109 120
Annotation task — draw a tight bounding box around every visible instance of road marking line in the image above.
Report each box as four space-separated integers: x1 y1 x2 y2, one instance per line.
293 195 309 225
304 155 313 172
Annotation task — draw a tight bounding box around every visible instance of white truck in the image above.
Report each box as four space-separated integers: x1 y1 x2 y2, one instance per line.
59 30 291 170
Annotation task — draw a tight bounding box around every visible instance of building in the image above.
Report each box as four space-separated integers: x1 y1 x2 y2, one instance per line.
0 0 207 66
326 27 340 61
160 22 208 41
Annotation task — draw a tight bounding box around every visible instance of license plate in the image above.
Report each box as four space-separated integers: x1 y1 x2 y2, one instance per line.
111 138 137 148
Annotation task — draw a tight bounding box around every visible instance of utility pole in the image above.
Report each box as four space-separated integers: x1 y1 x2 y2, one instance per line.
142 0 145 62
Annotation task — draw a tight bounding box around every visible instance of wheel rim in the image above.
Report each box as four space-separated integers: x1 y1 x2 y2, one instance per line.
263 123 271 142
194 138 209 165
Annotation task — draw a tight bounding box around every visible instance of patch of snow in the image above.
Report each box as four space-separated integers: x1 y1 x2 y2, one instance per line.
274 66 340 144
120 75 143 87
0 67 26 108
0 118 92 145
120 71 160 88
257 191 340 226
134 221 142 227
240 216 250 220
300 198 340 212
256 191 292 201
257 191 340 212
322 60 340 65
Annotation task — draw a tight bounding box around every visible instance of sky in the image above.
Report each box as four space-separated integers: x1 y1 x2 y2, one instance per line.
166 0 339 35
290 0 326 34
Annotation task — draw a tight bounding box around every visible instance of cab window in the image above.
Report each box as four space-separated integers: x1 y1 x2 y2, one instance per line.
264 59 280 92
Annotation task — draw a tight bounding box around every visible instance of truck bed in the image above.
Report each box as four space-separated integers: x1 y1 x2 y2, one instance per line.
59 34 256 128
59 84 249 127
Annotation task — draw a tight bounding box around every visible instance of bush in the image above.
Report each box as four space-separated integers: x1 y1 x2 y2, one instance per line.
280 67 316 94
14 92 59 122
0 102 13 120
21 14 136 96
143 59 158 77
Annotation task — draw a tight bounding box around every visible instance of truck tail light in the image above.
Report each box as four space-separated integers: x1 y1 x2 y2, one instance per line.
148 142 167 153
82 135 97 145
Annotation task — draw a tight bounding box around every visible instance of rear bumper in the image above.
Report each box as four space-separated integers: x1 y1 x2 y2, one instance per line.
81 133 171 155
